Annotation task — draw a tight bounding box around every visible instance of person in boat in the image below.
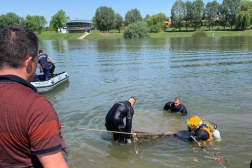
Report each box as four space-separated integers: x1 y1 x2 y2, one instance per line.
0 25 68 167
173 115 221 142
105 97 136 144
38 49 56 80
163 97 188 115
49 61 55 75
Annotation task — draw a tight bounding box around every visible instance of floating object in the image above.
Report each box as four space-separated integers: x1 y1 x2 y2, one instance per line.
31 71 69 93
190 157 198 162
131 131 173 142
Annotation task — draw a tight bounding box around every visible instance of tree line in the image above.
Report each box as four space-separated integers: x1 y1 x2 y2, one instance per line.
93 0 252 38
171 0 252 31
93 7 166 38
0 10 69 34
1 0 251 37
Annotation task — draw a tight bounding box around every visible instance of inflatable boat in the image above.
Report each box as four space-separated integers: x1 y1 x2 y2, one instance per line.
31 72 69 93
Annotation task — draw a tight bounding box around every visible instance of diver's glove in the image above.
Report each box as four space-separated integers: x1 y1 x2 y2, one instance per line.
125 139 131 144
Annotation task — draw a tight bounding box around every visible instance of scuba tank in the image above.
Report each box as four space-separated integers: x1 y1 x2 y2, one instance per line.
202 119 221 139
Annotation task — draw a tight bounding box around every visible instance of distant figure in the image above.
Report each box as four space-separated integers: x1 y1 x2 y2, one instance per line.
173 115 221 142
163 97 187 115
38 50 56 80
105 97 136 144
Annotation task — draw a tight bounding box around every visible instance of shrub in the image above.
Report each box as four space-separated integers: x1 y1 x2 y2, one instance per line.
123 21 150 39
192 30 207 37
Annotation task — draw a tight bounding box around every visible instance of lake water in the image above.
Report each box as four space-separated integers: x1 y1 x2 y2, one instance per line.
39 36 252 168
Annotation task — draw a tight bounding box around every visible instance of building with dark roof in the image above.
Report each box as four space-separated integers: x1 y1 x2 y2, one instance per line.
66 20 93 33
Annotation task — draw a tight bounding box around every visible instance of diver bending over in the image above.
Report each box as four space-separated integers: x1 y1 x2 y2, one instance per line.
174 116 221 142
105 97 136 143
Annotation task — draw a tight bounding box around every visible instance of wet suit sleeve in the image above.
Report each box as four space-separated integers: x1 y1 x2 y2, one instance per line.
125 107 134 139
173 134 193 142
180 104 187 115
173 129 209 142
193 129 209 141
163 102 172 111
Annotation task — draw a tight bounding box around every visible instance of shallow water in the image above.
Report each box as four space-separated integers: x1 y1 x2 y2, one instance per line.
40 36 252 168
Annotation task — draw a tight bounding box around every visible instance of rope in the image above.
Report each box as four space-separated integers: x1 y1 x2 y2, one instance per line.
191 136 226 168
61 125 133 135
132 133 139 154
61 125 138 154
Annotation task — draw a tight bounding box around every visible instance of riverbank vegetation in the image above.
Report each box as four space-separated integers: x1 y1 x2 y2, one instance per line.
2 0 252 40
36 27 252 40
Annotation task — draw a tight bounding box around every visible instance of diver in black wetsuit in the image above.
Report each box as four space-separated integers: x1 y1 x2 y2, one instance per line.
163 97 187 115
105 97 136 143
173 116 221 142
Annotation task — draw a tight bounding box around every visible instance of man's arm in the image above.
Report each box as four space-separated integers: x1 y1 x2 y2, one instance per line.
180 104 187 115
125 108 133 139
48 56 56 64
28 97 67 167
163 102 172 111
38 150 68 168
37 63 43 72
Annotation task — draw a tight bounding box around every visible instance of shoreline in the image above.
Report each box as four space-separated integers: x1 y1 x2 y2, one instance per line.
37 29 252 40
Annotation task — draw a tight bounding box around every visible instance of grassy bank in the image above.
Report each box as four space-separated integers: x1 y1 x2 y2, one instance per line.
37 26 252 40
36 31 83 40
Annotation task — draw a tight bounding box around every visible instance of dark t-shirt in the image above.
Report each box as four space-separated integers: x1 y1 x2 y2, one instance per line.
38 53 48 67
0 75 66 167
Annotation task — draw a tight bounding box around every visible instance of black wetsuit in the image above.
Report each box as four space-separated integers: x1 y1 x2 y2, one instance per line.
163 102 187 115
105 101 134 141
174 125 210 142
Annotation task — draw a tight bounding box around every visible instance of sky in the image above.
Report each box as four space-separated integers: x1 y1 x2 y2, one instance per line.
0 0 223 26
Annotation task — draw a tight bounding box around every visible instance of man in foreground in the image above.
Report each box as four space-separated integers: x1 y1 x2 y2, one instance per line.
0 25 68 167
163 97 188 115
105 97 136 143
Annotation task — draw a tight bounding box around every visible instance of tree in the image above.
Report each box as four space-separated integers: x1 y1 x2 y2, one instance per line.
114 13 123 33
219 3 230 30
49 10 69 33
125 8 142 26
235 0 252 30
222 0 242 29
94 6 114 32
171 0 185 31
24 15 47 34
143 14 151 21
123 21 149 38
204 0 220 30
147 13 166 33
92 16 98 30
191 0 204 30
0 12 23 28
184 1 194 31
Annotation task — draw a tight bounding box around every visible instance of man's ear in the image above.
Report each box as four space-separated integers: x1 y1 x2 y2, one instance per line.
24 56 33 73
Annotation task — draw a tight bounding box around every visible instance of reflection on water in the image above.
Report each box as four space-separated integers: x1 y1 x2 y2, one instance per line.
39 36 252 168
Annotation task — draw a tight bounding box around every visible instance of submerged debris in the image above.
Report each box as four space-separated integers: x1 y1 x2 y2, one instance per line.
132 131 173 142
